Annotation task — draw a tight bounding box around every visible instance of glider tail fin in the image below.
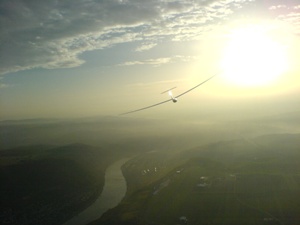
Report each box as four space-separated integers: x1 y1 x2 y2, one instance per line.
161 86 177 94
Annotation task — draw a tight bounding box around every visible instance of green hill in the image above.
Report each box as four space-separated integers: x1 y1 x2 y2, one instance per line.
0 144 121 225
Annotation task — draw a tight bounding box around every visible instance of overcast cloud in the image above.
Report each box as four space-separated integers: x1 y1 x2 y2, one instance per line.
1 0 299 75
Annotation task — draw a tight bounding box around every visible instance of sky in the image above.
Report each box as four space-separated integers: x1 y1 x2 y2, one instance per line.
1 0 300 120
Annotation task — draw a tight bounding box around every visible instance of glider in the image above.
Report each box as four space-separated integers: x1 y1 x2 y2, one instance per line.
120 74 217 115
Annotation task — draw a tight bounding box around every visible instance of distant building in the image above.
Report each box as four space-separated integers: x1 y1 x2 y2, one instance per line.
197 183 208 187
176 168 184 173
179 216 188 224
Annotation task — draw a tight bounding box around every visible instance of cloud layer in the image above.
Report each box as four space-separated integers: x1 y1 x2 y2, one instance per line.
1 0 299 75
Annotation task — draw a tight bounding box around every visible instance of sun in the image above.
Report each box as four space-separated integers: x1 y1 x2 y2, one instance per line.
221 24 289 87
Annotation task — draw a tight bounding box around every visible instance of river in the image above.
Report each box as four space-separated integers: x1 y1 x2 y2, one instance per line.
63 158 130 225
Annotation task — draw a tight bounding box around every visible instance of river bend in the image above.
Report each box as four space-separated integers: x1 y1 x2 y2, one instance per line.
63 158 129 225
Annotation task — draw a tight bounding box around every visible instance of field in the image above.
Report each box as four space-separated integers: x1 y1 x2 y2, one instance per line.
95 133 300 225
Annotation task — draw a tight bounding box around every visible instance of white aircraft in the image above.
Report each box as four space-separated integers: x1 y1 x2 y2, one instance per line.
161 87 178 103
120 74 217 115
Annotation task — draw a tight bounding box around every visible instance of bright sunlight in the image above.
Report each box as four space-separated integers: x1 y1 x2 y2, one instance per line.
221 24 289 87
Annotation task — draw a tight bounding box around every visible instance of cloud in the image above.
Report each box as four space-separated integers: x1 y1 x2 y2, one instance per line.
135 42 157 52
269 5 287 10
0 83 10 89
0 77 12 89
118 55 199 67
118 57 172 67
128 78 187 88
270 2 300 34
0 0 266 75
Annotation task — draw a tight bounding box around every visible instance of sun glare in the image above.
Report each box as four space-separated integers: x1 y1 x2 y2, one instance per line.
221 24 289 87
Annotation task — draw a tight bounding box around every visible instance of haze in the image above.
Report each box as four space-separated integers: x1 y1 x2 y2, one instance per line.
1 1 300 225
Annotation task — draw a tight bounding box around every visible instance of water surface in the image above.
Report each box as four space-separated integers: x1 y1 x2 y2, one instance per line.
63 158 129 225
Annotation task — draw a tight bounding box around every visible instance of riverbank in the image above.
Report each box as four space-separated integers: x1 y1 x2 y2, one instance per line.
64 158 130 225
0 144 120 225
